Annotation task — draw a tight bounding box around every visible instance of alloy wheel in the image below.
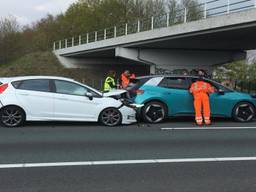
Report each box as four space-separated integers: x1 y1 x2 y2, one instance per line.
235 103 255 122
1 107 24 127
144 103 165 123
101 108 121 126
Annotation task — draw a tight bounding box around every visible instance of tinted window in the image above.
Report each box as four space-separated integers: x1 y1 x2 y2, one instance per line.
190 78 232 92
17 79 50 92
159 77 189 89
127 78 151 90
55 80 90 96
126 77 151 97
12 81 22 88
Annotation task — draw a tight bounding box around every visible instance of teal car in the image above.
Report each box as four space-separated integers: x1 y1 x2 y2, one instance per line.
128 75 256 123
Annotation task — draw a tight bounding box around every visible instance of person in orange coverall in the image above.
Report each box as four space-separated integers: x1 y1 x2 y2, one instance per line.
121 70 136 89
190 70 215 125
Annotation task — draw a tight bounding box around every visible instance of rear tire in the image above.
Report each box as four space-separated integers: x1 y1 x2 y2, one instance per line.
232 102 255 122
0 106 26 127
99 108 122 126
142 101 167 123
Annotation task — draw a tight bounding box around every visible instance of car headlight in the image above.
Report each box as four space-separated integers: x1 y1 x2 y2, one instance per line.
251 94 256 99
120 98 143 109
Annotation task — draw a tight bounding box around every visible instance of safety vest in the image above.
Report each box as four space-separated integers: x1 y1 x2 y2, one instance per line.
121 73 130 88
104 76 116 91
190 81 214 94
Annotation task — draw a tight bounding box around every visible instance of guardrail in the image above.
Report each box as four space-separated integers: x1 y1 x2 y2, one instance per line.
53 0 256 50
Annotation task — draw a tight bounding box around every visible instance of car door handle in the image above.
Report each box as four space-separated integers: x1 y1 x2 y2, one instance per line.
20 93 29 96
164 92 171 95
58 97 69 101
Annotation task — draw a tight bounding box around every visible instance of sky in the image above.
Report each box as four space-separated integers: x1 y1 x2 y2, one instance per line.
0 0 78 25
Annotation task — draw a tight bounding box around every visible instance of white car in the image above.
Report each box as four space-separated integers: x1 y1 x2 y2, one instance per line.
0 76 138 127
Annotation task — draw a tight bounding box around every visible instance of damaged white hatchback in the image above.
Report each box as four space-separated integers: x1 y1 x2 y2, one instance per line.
0 76 140 127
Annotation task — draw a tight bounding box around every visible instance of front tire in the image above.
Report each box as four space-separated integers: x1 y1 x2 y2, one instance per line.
232 102 255 122
142 101 167 123
99 108 122 126
0 106 26 127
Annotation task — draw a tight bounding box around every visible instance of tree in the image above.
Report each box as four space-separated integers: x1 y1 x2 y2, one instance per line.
183 0 203 21
0 0 204 65
0 16 22 65
167 0 203 23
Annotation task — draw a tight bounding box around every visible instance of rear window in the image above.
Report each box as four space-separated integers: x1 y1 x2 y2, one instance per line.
126 77 151 97
12 81 22 88
127 77 151 90
13 79 50 92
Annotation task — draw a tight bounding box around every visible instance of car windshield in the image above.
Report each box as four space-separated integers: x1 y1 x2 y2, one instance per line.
209 79 234 92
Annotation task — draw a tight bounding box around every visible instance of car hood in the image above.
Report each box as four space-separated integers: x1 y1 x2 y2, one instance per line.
232 91 256 99
103 89 127 97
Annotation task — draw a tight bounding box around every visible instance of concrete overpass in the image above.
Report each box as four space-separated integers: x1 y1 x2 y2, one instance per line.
54 0 256 75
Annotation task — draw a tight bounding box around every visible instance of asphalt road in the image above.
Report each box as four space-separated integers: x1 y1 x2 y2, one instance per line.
0 118 256 192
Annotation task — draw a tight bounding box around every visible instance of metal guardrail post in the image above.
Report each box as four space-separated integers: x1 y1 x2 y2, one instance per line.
114 26 117 38
166 13 170 27
184 7 187 23
65 39 68 48
204 2 207 19
125 23 128 35
227 0 230 13
79 35 81 45
137 20 140 33
72 37 74 47
86 33 89 43
104 29 107 40
53 0 255 51
95 31 98 41
151 16 154 30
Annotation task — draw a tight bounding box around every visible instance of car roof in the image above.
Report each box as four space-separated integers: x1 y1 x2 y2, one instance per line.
0 76 75 83
136 75 233 91
0 76 103 94
135 75 199 80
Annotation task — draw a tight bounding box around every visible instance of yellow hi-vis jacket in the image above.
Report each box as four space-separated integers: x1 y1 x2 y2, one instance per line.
104 76 116 91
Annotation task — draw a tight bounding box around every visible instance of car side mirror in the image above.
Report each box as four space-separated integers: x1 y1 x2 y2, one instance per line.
85 92 93 100
218 89 225 95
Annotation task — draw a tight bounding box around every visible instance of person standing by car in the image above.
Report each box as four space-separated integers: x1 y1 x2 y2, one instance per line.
104 70 117 92
121 70 136 89
190 70 215 125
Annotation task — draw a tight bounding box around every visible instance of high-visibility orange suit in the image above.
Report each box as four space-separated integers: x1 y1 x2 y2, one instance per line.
190 80 215 125
121 73 136 89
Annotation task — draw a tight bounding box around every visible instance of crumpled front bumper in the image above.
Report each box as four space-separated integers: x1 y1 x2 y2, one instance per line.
118 100 144 124
119 105 137 124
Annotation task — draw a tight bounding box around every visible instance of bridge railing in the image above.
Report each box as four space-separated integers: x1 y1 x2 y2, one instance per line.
53 0 256 51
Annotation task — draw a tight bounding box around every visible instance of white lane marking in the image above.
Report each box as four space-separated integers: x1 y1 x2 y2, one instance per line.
161 127 256 130
1 157 256 169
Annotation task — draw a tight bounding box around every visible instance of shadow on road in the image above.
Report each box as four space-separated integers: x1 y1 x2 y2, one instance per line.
21 117 256 128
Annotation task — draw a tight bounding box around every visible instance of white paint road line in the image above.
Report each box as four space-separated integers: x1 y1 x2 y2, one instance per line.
161 127 256 130
2 157 256 169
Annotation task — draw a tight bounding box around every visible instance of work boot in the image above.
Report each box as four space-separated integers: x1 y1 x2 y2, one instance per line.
204 119 211 125
195 117 203 126
195 119 203 126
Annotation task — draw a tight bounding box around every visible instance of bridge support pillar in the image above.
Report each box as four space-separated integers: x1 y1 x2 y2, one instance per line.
115 47 245 74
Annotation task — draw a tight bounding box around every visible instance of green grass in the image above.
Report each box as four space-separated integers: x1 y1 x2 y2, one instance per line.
0 52 104 89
